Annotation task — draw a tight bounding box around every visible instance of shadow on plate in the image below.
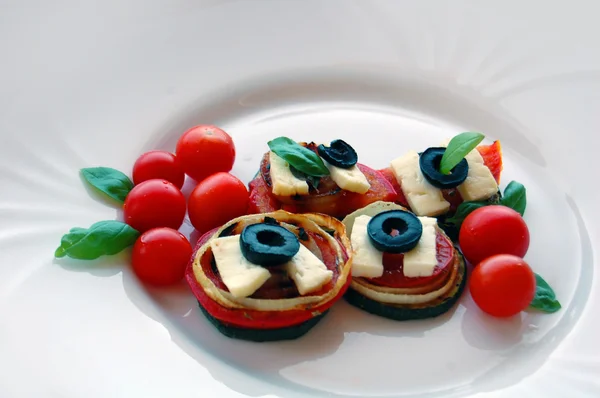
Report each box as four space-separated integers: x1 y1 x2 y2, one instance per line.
51 248 582 398
460 292 526 351
116 267 527 398
52 249 129 277
119 267 347 397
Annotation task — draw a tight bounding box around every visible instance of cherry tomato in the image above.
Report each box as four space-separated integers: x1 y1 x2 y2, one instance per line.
132 150 185 189
188 172 249 233
123 179 186 232
175 125 236 182
132 227 192 286
469 254 536 317
459 205 529 266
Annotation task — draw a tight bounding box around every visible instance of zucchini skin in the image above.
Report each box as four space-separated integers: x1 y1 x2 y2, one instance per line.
344 252 467 321
197 303 328 342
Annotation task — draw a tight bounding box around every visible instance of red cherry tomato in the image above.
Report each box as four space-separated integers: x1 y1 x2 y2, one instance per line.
469 254 536 317
123 179 186 232
175 125 236 182
132 227 192 286
132 150 185 189
459 205 530 266
188 172 249 233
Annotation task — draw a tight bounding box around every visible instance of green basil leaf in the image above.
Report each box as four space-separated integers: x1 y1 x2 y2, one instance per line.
55 220 139 260
444 201 487 229
81 167 134 203
440 132 485 174
267 137 329 177
501 180 527 216
529 273 561 313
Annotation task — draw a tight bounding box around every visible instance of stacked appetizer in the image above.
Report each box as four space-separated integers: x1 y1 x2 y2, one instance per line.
248 137 397 219
57 125 561 343
378 140 503 217
248 135 503 233
342 202 466 320
185 210 353 341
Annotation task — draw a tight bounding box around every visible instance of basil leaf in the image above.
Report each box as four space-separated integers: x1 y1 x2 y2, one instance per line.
81 167 134 203
440 132 485 174
55 220 139 260
529 273 561 313
501 180 526 216
444 201 487 228
268 137 329 177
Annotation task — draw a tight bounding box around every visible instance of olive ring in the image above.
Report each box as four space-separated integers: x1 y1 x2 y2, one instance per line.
367 210 423 253
317 139 358 169
240 223 300 266
419 147 469 189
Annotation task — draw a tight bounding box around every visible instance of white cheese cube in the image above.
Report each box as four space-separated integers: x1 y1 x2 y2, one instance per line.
403 217 438 277
269 151 309 196
210 235 271 298
284 244 333 295
390 151 450 216
440 139 498 202
350 215 384 278
324 160 370 194
457 148 498 201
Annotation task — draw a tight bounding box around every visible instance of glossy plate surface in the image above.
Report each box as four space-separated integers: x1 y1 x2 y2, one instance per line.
1 1 598 397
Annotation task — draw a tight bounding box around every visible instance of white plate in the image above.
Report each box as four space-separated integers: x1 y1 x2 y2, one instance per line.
1 1 599 397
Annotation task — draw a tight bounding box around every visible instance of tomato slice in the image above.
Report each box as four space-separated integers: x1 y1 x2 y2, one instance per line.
477 140 503 184
367 231 455 289
247 175 281 214
249 155 397 218
377 167 409 207
333 164 397 217
185 226 350 329
188 273 329 329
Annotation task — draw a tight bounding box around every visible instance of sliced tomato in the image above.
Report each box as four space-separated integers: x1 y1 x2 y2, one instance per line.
250 155 397 218
368 231 455 289
378 167 409 207
247 174 281 214
188 275 329 329
441 188 464 212
185 226 351 329
477 140 503 184
333 164 397 217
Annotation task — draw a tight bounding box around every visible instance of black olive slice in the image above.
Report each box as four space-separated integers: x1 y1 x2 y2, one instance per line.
240 223 300 266
367 210 423 253
419 147 469 189
317 139 358 169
